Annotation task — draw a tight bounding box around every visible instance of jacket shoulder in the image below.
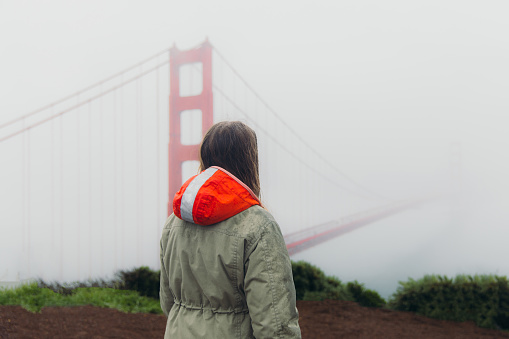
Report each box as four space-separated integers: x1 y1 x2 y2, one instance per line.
223 205 278 236
163 207 281 245
163 213 185 230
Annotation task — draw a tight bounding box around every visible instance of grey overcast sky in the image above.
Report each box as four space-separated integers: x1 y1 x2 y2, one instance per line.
1 1 509 293
1 0 509 192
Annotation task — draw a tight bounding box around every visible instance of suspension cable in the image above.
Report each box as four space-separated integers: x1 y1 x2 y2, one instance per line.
0 61 168 144
213 48 389 201
76 95 81 280
0 47 171 130
213 85 378 201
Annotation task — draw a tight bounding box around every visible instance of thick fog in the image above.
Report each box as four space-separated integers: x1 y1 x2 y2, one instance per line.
1 1 509 296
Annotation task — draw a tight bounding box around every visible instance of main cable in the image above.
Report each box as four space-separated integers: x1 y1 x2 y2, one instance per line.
213 47 390 201
213 85 378 201
0 47 171 130
0 61 168 144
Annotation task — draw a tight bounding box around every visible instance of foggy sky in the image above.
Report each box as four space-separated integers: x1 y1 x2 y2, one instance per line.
1 1 509 294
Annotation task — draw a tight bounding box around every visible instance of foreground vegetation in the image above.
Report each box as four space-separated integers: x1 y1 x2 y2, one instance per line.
1 262 508 330
0 282 162 314
292 261 386 307
292 261 509 330
0 267 162 314
389 274 509 330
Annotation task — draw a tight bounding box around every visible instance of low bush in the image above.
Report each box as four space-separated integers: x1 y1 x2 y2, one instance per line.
0 282 162 314
116 266 160 299
388 274 509 330
292 261 328 300
37 266 161 301
346 281 386 308
291 261 385 306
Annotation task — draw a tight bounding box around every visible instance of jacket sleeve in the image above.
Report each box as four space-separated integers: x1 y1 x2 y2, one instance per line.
160 229 174 317
244 221 301 339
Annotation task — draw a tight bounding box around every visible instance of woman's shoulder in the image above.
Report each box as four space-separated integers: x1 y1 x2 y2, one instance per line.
245 205 276 222
223 205 282 239
162 213 186 232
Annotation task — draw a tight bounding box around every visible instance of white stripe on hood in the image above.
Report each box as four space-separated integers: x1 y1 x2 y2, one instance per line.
180 167 218 223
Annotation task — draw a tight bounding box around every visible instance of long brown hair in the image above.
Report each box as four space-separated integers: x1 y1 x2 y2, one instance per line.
199 121 260 197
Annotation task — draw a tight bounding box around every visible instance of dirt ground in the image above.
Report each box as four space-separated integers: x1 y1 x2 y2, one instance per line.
1 300 508 338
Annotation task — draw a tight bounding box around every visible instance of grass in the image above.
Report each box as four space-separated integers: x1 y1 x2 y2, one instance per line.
0 282 163 314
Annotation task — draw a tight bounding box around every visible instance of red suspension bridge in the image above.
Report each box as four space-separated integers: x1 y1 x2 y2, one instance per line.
0 40 428 283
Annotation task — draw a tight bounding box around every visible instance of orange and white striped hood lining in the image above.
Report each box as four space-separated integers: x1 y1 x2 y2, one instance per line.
173 166 261 226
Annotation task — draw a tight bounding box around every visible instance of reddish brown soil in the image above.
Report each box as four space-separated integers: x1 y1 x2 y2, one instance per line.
298 300 508 339
1 300 508 338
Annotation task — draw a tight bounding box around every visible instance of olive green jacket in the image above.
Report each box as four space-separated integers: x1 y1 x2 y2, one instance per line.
160 206 301 338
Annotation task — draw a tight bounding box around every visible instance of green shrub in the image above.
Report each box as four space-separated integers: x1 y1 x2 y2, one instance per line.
388 274 509 330
37 278 120 295
116 266 160 299
37 266 160 300
346 281 386 308
291 261 385 306
292 261 327 300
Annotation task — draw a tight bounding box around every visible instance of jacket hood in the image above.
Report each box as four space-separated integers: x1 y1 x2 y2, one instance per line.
173 166 261 226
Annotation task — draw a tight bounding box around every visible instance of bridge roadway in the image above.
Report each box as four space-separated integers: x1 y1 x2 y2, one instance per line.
284 198 434 256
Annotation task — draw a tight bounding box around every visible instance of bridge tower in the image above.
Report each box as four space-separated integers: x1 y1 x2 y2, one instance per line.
168 41 214 216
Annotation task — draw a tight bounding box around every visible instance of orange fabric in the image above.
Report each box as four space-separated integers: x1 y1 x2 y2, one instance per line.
172 169 260 226
193 170 260 225
172 174 196 220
